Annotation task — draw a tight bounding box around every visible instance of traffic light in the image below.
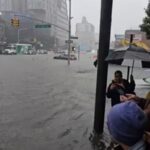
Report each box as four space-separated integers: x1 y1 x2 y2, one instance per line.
11 18 20 27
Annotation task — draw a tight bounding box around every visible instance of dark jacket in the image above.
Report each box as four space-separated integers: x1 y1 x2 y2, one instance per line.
107 79 135 106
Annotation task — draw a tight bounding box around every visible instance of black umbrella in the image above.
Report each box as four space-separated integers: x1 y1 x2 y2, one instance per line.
105 45 150 78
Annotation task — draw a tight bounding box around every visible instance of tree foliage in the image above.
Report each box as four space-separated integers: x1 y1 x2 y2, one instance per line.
140 3 150 39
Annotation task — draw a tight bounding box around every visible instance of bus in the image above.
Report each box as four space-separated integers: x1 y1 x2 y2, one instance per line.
15 43 36 54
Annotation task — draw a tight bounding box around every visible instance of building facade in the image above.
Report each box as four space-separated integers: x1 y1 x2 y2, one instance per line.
76 17 95 51
27 0 69 47
0 0 68 49
125 30 146 42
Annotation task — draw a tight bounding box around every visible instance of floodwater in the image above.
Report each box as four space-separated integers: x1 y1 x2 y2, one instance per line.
0 52 149 150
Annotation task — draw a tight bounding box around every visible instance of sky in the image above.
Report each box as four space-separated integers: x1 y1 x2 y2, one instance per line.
71 0 148 40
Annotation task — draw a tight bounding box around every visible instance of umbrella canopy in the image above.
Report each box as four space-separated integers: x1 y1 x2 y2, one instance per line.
105 45 150 68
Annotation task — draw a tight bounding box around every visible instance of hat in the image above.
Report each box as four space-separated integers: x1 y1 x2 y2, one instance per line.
107 101 148 146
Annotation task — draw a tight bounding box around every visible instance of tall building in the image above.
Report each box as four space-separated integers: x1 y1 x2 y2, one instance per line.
0 0 68 49
76 17 95 51
0 0 27 12
55 0 68 46
27 0 68 46
0 0 12 11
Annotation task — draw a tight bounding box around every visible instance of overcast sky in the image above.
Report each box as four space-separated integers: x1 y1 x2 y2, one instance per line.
71 0 148 40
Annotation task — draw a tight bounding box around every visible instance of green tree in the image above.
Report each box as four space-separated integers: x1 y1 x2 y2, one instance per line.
140 3 150 39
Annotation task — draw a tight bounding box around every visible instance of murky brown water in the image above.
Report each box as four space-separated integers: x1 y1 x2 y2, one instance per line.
0 53 149 150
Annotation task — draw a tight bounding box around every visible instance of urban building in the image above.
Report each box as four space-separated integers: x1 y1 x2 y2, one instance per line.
114 34 125 48
114 30 150 50
125 30 146 42
0 0 69 49
75 17 95 51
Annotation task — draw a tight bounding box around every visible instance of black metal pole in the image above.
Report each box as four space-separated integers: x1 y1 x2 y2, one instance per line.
93 0 113 134
130 34 134 44
127 66 130 81
68 0 71 65
127 34 134 80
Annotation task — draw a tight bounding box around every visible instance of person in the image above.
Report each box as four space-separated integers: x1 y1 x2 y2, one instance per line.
107 70 135 106
107 101 149 150
93 59 97 67
120 93 150 133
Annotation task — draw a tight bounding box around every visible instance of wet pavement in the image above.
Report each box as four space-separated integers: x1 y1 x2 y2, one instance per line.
0 52 149 150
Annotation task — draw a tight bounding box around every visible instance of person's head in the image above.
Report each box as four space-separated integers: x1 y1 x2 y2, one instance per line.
107 101 148 148
114 70 123 83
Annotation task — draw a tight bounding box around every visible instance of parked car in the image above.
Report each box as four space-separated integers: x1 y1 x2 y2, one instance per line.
37 49 48 54
24 49 36 55
54 49 67 54
53 54 77 60
3 49 16 55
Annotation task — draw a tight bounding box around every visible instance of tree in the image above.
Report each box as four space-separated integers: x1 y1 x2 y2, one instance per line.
140 3 150 39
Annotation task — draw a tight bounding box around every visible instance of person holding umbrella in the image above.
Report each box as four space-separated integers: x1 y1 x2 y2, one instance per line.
107 70 135 106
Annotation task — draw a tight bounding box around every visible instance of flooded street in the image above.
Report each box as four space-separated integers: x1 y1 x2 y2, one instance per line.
0 53 149 150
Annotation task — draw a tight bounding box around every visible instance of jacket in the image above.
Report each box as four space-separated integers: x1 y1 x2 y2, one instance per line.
107 79 135 106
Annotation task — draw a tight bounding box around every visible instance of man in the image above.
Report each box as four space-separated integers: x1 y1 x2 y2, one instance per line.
107 101 149 150
107 70 135 106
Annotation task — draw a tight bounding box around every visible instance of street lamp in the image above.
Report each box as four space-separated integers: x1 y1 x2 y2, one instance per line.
68 0 71 65
17 28 28 43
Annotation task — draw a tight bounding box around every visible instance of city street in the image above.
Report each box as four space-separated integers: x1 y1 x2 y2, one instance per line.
0 53 149 150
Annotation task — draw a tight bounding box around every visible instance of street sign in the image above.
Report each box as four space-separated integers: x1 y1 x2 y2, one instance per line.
35 24 51 28
70 36 78 39
65 40 73 43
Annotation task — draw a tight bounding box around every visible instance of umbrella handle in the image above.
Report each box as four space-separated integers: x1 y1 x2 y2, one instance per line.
131 60 135 75
127 66 130 81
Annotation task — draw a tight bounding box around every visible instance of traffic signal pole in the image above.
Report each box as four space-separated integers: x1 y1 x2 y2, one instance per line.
68 0 71 65
17 29 20 43
17 28 28 43
93 0 113 134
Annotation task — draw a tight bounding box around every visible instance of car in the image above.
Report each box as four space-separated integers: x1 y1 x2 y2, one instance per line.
4 49 16 55
53 54 77 60
25 49 37 55
37 49 48 54
54 49 68 54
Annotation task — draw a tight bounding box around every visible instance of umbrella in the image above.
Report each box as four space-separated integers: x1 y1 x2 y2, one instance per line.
105 45 150 79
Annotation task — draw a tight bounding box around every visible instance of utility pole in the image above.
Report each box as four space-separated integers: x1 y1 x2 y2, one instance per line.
68 0 71 65
17 28 28 43
17 29 20 43
93 0 113 135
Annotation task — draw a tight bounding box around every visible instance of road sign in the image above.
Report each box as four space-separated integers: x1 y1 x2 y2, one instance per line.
35 24 51 28
70 36 78 39
65 40 73 43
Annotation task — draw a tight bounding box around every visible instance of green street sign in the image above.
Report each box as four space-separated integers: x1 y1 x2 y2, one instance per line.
35 24 51 28
70 36 78 39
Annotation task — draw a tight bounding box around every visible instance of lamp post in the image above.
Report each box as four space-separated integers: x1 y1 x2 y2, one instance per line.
17 28 28 43
68 0 71 65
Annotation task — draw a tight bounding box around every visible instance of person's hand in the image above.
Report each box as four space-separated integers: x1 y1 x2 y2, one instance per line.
120 95 129 102
125 94 137 100
120 94 138 102
110 83 117 90
130 74 134 82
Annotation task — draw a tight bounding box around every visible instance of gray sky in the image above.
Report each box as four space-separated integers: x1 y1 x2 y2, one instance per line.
71 0 148 40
